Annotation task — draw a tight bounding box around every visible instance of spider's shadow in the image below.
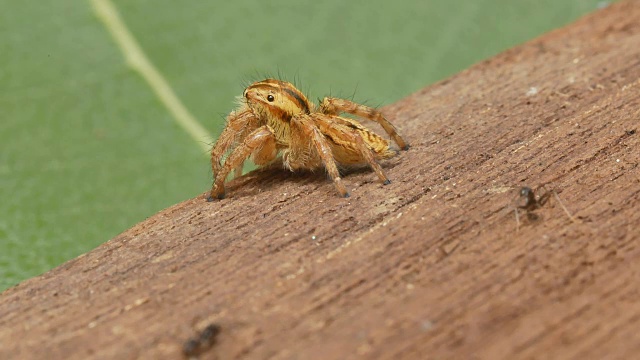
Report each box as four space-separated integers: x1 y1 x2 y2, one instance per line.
225 163 329 197
224 160 400 198
518 210 542 224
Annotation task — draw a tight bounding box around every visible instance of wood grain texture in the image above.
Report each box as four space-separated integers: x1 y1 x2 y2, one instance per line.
2 1 640 359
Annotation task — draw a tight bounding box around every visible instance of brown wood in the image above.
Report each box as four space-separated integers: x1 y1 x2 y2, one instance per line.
2 1 640 359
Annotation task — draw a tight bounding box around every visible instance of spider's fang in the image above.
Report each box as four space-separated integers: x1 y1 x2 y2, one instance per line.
383 179 391 185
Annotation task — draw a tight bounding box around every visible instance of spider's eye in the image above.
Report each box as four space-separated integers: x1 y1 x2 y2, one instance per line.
267 94 275 102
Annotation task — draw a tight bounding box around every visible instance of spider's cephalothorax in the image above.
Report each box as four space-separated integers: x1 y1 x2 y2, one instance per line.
208 79 409 200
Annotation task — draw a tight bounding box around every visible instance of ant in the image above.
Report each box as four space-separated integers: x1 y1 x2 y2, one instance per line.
183 323 221 358
514 185 577 231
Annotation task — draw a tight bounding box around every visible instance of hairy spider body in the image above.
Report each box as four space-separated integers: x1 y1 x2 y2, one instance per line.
208 79 408 200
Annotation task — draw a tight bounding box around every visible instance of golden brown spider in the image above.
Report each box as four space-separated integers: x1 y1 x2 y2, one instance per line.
207 79 408 201
514 185 577 231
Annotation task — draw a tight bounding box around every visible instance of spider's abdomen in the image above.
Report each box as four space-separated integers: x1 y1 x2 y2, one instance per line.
325 118 397 165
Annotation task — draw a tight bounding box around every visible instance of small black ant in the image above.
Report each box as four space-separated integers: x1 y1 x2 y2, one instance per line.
183 323 221 358
514 185 577 231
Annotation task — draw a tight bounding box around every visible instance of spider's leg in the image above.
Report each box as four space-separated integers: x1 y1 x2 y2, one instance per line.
233 163 245 179
515 208 521 232
313 114 390 184
551 190 579 223
319 97 408 150
209 125 276 201
210 108 260 181
289 115 349 197
536 185 552 207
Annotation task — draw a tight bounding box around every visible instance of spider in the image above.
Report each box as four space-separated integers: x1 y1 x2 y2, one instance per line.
207 79 409 201
514 185 577 231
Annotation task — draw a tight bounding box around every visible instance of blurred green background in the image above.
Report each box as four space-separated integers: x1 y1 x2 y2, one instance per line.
0 0 610 291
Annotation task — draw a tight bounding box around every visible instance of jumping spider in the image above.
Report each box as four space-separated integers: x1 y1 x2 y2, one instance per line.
208 79 409 200
514 185 577 231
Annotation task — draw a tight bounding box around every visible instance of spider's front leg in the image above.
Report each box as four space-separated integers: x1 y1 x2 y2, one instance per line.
210 108 260 181
289 115 350 198
208 125 277 201
319 97 409 150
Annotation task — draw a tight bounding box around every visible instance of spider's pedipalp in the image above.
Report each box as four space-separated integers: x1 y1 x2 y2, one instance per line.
319 97 409 150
